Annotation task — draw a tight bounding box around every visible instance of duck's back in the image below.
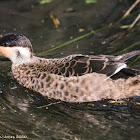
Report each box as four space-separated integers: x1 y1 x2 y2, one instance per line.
30 51 140 79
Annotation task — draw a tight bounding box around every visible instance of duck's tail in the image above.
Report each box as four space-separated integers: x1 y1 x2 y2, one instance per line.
108 50 140 79
118 50 140 62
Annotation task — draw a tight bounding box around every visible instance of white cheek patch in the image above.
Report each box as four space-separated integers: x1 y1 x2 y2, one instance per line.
14 47 31 57
9 47 32 65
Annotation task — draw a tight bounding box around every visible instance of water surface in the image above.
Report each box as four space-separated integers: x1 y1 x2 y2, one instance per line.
0 0 140 139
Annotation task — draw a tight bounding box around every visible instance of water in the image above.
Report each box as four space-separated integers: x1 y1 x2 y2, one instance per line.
0 0 140 139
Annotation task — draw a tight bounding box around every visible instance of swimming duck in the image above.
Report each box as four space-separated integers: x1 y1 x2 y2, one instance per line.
0 33 140 102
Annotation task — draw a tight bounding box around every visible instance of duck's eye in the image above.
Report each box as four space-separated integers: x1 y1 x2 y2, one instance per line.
2 42 9 46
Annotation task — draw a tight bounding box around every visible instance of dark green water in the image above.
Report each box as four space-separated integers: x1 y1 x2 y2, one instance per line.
0 0 140 139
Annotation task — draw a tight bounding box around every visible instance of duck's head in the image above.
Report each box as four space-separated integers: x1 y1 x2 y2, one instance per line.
0 33 33 65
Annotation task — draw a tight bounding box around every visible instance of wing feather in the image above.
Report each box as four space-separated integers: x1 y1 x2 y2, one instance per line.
36 51 140 79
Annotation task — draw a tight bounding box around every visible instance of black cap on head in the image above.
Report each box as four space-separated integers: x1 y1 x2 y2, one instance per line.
0 33 33 53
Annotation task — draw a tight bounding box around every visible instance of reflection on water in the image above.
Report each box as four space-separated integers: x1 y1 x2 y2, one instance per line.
0 65 140 139
0 0 140 139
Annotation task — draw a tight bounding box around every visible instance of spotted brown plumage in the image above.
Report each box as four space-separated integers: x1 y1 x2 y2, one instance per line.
0 33 140 102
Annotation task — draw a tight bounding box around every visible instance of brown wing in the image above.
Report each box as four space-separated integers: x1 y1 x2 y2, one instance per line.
34 51 140 79
49 55 124 77
49 50 140 78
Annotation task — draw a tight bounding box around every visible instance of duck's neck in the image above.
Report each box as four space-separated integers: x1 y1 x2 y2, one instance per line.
12 55 36 66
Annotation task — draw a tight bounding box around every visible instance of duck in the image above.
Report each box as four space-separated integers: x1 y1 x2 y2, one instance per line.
0 33 140 102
